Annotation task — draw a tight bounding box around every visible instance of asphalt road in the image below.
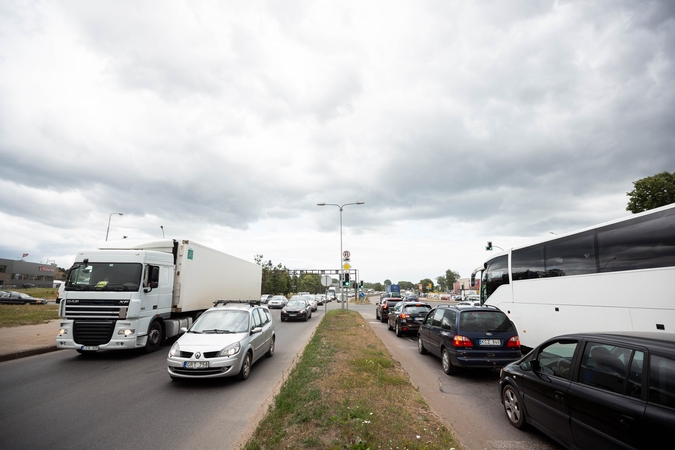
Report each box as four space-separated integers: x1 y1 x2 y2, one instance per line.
0 299 562 450
0 302 332 450
352 300 564 450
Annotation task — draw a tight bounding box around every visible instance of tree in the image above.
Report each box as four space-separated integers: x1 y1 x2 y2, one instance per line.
445 270 460 286
626 171 675 213
436 276 446 292
384 279 392 286
255 254 292 295
419 278 434 293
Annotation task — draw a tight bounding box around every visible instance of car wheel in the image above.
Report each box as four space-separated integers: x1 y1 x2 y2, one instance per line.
388 319 393 331
238 352 252 381
144 321 163 354
442 348 459 375
395 322 402 337
417 336 427 354
266 337 275 357
502 385 526 429
376 310 380 320
380 315 387 323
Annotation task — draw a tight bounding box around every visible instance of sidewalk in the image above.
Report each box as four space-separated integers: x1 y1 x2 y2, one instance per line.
0 319 61 362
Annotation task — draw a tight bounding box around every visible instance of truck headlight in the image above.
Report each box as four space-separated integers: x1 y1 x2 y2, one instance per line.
118 329 135 337
58 328 68 336
218 341 240 357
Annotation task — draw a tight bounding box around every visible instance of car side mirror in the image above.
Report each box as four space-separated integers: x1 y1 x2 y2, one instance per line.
251 326 263 335
520 360 538 372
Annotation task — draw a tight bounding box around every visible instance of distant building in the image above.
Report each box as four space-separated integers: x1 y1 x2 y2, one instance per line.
453 277 479 296
0 258 57 288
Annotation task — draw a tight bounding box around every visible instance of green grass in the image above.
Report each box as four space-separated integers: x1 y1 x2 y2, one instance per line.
0 304 60 327
244 310 460 450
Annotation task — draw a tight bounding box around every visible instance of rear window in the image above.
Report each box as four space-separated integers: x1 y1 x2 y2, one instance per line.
403 305 431 314
459 311 515 332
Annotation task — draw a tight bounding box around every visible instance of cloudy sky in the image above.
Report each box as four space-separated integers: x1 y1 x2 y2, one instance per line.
1 0 674 285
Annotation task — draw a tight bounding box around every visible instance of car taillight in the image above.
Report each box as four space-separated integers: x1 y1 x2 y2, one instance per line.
507 336 520 348
400 313 407 319
452 335 473 348
382 305 387 309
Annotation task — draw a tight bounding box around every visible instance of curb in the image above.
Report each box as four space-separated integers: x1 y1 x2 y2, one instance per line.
0 345 60 363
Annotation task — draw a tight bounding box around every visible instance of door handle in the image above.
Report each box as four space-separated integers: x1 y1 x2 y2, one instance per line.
619 414 635 427
554 391 564 401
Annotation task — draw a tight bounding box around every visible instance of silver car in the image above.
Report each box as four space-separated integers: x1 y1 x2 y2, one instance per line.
167 301 275 380
267 295 287 309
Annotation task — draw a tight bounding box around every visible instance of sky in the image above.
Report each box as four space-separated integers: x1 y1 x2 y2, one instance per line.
1 0 674 286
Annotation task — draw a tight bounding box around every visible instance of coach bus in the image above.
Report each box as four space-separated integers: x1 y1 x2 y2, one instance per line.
471 202 675 351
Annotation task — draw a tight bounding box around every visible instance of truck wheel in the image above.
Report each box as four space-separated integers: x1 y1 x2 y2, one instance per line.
238 352 252 380
144 321 163 354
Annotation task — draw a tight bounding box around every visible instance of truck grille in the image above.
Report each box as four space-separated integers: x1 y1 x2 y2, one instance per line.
64 300 127 319
73 320 116 346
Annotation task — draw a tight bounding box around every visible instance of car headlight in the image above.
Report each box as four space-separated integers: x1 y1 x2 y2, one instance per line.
169 341 180 357
218 341 241 357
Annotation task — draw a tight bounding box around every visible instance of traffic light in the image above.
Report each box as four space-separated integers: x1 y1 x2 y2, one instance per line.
343 272 350 287
344 272 350 282
360 280 364 288
486 241 493 251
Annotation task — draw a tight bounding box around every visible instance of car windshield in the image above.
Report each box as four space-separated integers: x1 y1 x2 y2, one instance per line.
286 300 305 308
459 311 515 332
190 310 250 334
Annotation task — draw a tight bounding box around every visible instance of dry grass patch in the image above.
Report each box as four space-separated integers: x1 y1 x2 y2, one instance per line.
244 310 459 450
0 304 59 327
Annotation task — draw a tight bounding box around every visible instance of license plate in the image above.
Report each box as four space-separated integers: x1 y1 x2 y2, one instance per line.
81 346 99 351
184 361 210 369
479 339 501 346
289 314 297 317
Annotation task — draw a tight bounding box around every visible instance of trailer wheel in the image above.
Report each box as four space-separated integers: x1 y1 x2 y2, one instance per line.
144 321 163 353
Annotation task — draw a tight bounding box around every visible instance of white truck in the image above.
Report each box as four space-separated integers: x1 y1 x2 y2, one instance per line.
57 239 262 354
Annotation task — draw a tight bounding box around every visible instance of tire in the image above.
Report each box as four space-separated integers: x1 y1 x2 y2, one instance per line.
376 310 380 320
395 322 402 337
237 352 252 381
144 321 163 354
266 337 275 358
418 336 427 354
502 385 527 429
380 315 387 323
442 348 459 375
388 320 393 331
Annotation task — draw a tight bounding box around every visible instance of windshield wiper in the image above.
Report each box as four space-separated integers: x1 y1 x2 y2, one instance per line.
201 329 234 334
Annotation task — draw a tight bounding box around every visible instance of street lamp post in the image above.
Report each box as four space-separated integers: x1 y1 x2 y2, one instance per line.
106 212 124 241
317 201 365 309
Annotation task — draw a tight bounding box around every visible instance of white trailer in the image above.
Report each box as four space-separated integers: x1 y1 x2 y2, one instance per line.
57 239 262 354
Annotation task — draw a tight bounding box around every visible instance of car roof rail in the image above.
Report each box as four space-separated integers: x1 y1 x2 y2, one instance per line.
213 300 262 307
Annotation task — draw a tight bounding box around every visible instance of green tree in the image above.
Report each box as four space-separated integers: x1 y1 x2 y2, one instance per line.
435 276 446 291
384 279 392 286
255 254 292 295
399 281 414 290
445 270 460 286
626 171 675 213
419 278 434 293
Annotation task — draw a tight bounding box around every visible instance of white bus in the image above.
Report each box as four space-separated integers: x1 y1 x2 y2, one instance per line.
471 203 675 351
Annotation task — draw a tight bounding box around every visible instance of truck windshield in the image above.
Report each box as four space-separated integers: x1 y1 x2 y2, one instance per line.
66 263 142 291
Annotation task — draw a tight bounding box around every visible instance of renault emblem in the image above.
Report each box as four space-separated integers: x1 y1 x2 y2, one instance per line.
195 352 202 359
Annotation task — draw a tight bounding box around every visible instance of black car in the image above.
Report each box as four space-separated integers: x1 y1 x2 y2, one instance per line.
387 301 432 337
280 298 312 322
498 332 675 450
376 297 403 323
417 305 521 375
0 291 48 305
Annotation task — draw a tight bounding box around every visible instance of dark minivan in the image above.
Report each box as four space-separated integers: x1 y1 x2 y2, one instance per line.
417 305 521 375
499 332 675 449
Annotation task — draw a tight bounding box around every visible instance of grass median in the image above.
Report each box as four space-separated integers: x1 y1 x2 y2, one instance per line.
244 309 459 450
